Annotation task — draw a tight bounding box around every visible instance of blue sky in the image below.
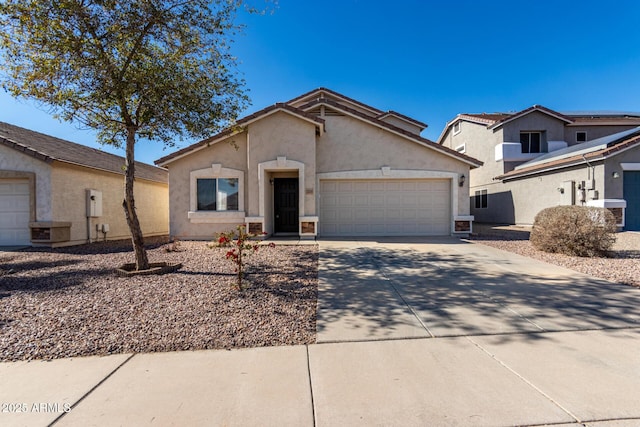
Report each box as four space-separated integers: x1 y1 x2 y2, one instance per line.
2 0 640 165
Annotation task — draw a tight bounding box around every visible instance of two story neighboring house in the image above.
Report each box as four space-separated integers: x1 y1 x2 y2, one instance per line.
438 106 640 230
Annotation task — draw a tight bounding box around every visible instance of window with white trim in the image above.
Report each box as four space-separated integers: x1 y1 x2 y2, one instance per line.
520 131 542 153
196 178 239 211
455 143 466 153
453 121 461 135
576 131 587 143
474 189 488 209
188 165 245 222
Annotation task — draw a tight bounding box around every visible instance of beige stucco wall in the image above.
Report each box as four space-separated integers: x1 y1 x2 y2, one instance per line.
317 115 471 216
51 162 168 245
0 144 53 221
442 121 503 188
247 111 317 218
164 133 247 239
164 110 477 239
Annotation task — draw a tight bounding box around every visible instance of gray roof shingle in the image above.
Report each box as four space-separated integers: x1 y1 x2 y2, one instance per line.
0 122 167 183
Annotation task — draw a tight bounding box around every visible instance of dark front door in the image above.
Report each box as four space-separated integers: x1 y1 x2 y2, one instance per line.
624 171 640 230
274 178 299 233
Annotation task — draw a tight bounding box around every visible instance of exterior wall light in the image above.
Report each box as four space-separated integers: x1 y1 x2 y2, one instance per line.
458 174 466 187
612 171 620 179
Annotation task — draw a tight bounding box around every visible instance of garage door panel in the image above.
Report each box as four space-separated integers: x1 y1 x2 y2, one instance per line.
337 182 354 192
0 180 31 245
320 179 451 236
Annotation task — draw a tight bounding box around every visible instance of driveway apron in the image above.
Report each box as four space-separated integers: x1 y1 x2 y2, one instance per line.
316 238 640 342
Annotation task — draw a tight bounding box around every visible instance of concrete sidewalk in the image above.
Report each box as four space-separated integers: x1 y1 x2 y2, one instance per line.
2 329 640 426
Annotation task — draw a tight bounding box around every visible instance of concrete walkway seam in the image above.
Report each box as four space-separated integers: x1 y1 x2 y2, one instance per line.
48 353 136 426
367 248 435 338
464 336 582 424
305 345 317 427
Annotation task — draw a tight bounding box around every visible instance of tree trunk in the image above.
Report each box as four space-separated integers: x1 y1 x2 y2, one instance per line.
123 126 149 270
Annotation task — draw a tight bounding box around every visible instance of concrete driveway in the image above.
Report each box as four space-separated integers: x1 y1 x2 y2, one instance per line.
317 237 640 342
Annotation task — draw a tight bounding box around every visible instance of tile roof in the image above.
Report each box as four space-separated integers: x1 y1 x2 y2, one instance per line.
154 103 325 166
376 110 428 129
495 127 640 180
487 105 573 129
458 113 511 124
285 87 384 115
0 122 167 183
567 116 640 124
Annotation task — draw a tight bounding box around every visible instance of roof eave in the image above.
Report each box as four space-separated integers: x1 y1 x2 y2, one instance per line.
488 107 574 130
155 105 324 167
0 137 55 164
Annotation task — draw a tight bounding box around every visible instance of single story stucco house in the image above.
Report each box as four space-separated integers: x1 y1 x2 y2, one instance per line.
155 88 482 239
0 122 169 247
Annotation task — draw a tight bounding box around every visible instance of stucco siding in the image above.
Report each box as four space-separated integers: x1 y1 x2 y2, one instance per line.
165 133 248 239
318 115 462 173
565 125 638 145
0 144 53 221
450 123 503 188
501 112 566 143
51 162 168 244
484 164 605 225
317 115 470 216
247 112 317 217
604 145 640 199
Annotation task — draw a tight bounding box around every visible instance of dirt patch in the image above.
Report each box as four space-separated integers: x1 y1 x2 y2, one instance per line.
0 237 318 361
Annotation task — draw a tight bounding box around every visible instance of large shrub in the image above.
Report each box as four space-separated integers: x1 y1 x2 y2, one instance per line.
530 206 617 257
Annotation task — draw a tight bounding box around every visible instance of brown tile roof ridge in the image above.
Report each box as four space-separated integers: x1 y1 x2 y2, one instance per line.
300 98 483 167
154 103 324 166
0 121 167 183
488 105 574 129
376 110 428 129
496 133 640 180
458 113 510 124
285 87 384 115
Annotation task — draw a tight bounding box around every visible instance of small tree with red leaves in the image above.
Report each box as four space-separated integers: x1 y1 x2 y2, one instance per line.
214 225 274 290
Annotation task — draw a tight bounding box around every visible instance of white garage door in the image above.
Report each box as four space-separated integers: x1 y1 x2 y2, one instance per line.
0 180 31 246
319 179 451 236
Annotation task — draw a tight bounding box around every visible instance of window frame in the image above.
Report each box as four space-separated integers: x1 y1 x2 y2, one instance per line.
520 131 543 154
196 177 240 212
453 121 461 135
576 131 587 143
455 143 466 153
188 164 245 223
474 189 488 209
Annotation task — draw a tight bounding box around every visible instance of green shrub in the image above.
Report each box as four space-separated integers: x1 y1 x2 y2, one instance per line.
530 206 616 257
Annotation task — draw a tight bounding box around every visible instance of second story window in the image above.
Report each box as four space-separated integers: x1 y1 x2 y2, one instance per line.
453 121 461 134
576 131 587 142
520 131 542 153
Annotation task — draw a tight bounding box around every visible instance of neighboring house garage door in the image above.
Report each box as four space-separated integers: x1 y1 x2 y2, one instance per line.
624 171 640 231
0 180 31 246
319 179 451 236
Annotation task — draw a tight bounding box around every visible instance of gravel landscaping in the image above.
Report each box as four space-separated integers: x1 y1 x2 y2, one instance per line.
0 237 318 362
471 224 640 288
